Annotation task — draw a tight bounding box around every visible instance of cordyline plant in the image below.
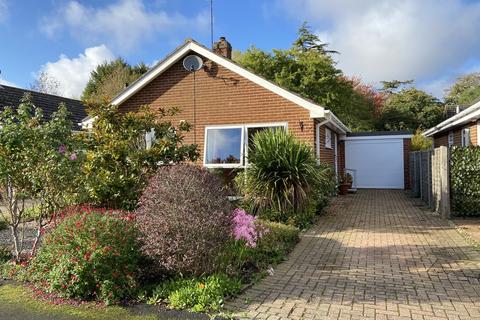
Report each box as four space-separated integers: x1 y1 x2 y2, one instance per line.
0 94 82 261
240 129 332 214
80 103 198 210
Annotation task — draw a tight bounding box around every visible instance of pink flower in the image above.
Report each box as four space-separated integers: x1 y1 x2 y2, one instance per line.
69 153 77 161
58 145 66 154
232 208 263 248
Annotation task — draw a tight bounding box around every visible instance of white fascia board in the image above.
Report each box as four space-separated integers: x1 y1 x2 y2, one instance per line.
111 41 326 117
343 135 413 141
325 110 350 134
424 101 480 137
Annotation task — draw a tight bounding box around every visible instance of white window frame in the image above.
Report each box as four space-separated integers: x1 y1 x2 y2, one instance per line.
461 127 471 147
448 131 454 147
203 122 287 168
204 125 245 168
325 127 332 149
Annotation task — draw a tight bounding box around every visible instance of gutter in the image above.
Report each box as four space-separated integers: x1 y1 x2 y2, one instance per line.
424 101 480 137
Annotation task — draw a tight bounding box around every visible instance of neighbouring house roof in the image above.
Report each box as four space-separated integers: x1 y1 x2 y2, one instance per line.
106 39 350 134
0 85 87 130
424 100 480 137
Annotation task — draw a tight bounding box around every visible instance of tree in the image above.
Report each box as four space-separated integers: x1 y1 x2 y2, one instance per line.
80 104 198 210
411 130 433 151
235 24 378 131
445 72 480 106
81 58 149 104
30 71 62 96
0 94 81 260
379 80 414 94
376 88 444 131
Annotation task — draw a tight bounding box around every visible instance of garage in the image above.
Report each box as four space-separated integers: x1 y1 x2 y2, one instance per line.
344 132 412 189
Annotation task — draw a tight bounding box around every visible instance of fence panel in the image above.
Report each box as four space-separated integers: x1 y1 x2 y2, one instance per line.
410 147 450 218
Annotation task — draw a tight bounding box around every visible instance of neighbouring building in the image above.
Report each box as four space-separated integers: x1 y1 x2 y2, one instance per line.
424 100 480 147
0 84 87 130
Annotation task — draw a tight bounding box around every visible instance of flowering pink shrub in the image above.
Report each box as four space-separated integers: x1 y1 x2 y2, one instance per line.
135 164 233 276
232 208 264 248
26 209 141 304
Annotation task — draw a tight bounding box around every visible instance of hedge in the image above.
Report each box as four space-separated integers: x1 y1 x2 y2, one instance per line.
450 146 480 216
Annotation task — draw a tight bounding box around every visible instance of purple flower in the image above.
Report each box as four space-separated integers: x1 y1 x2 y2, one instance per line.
69 153 77 161
58 145 66 154
232 208 264 248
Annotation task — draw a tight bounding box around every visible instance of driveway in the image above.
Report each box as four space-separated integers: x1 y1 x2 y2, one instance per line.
227 190 480 320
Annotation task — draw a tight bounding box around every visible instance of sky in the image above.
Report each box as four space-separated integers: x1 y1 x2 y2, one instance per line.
1 0 480 100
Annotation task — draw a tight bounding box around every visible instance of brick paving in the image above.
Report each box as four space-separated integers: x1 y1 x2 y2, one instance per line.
227 190 480 320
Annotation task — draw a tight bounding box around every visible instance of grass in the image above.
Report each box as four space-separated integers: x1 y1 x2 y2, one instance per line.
0 284 157 320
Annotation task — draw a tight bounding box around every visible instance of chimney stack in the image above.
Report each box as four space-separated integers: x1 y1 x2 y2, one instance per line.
213 36 232 59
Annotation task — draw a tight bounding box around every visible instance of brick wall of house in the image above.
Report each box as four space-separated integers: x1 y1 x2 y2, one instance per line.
118 53 318 163
433 121 479 147
338 141 345 178
403 138 411 190
315 122 337 170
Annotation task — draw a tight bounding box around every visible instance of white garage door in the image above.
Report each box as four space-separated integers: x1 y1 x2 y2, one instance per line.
345 137 404 189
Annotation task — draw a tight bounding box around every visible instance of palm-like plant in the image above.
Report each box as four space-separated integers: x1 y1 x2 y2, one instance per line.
242 129 331 214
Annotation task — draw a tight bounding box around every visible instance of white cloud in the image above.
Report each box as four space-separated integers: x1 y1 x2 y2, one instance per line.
0 0 8 23
40 0 209 53
38 45 115 98
278 0 480 90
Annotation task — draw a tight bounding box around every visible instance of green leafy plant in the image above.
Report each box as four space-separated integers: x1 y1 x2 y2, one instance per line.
238 129 333 227
0 94 83 260
411 130 433 151
26 208 141 304
141 274 242 313
80 104 198 210
450 146 480 216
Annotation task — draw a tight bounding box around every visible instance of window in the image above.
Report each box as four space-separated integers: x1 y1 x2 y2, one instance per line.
462 128 471 147
325 128 332 149
205 126 243 166
448 131 454 147
204 123 286 168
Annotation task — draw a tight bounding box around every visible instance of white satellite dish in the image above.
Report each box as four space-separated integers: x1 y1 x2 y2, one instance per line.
183 55 203 72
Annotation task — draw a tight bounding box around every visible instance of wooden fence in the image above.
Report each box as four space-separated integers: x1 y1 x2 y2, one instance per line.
410 146 450 218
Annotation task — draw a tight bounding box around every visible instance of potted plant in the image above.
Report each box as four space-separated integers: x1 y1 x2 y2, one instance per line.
344 173 353 189
338 173 351 195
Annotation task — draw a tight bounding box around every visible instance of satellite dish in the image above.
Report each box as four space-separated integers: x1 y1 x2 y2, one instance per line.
183 55 203 72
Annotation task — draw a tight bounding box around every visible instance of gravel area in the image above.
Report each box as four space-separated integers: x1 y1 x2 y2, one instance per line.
0 221 37 252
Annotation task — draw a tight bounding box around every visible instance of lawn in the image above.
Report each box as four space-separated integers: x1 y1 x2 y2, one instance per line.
0 282 210 320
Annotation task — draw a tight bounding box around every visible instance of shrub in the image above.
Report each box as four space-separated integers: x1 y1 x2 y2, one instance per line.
135 164 233 276
218 219 300 277
141 274 242 312
26 209 141 304
0 245 12 263
411 129 432 151
237 129 334 226
450 146 480 216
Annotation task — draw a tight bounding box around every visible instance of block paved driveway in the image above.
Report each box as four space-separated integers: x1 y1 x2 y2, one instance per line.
227 190 480 320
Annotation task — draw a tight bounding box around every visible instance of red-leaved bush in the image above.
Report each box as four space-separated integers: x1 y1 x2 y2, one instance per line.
135 164 233 276
26 208 140 304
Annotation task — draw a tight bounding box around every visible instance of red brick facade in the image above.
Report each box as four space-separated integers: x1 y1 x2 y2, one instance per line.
118 51 343 167
433 120 479 147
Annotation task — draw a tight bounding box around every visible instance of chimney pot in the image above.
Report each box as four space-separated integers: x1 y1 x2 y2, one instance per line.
213 36 232 59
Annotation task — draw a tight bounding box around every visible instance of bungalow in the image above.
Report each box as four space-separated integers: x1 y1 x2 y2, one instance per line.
83 37 412 190
424 100 480 147
82 38 349 175
0 84 87 130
